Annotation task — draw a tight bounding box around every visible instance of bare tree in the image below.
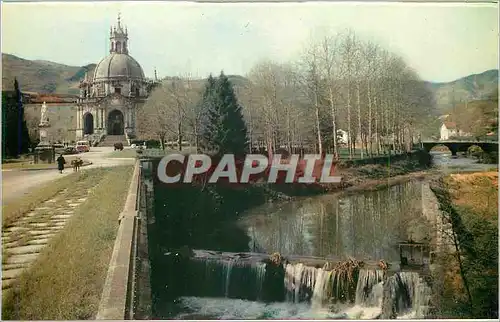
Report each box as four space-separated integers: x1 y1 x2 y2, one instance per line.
299 44 324 155
338 30 356 159
136 83 173 150
237 28 436 160
319 34 341 158
137 76 202 150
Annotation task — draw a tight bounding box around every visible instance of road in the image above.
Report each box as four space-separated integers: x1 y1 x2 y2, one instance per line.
2 147 136 206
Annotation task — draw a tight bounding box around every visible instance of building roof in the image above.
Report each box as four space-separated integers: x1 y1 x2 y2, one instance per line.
30 95 77 103
93 53 145 82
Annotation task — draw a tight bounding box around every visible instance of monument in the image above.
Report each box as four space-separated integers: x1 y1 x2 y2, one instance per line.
34 101 56 164
38 101 50 142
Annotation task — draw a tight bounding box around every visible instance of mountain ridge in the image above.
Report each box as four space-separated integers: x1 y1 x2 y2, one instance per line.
2 53 498 111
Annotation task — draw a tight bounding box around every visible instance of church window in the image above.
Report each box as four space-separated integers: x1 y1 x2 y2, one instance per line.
115 87 121 94
116 41 121 52
97 84 105 96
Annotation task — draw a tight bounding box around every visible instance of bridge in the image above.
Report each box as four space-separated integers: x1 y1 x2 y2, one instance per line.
419 140 498 156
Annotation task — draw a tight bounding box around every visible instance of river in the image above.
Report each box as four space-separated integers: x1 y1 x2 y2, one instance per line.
150 152 494 319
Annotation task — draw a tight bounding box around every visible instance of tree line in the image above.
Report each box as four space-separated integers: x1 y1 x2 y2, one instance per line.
137 29 436 159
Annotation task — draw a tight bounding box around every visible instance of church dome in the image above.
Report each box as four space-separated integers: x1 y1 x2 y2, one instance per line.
93 53 145 82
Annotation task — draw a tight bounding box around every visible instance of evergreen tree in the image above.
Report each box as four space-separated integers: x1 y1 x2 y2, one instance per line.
198 74 217 151
199 72 249 157
1 78 31 159
15 79 31 155
2 91 17 158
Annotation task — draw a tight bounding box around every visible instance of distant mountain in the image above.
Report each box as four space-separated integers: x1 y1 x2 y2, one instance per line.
424 69 498 113
2 53 95 95
2 53 498 110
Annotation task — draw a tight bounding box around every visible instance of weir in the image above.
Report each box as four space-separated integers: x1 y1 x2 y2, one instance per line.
159 250 432 319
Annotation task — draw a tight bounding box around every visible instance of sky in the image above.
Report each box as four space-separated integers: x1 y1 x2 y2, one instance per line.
2 1 498 82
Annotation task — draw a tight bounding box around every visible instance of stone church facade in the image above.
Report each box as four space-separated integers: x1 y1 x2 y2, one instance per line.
75 14 157 142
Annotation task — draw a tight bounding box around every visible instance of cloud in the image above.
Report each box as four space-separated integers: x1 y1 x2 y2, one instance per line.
2 1 498 82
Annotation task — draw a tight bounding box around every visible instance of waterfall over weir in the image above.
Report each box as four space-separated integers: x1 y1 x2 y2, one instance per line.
170 255 432 319
182 257 267 301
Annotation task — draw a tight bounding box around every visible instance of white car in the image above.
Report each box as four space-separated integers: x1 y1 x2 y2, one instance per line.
75 141 90 153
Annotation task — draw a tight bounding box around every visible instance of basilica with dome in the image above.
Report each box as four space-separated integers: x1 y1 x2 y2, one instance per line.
75 14 157 141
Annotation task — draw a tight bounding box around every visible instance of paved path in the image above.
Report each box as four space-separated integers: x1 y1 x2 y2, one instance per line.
2 147 135 206
1 147 136 291
2 187 90 290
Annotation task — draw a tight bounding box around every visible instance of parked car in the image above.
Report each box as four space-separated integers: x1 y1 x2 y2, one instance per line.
63 146 78 155
75 140 90 153
34 143 52 151
114 142 124 151
53 143 65 154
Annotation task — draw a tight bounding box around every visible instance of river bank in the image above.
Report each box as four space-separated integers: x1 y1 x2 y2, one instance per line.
429 171 498 319
264 149 433 197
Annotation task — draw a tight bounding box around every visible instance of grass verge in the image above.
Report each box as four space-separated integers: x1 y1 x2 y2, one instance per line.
2 156 86 170
2 165 134 320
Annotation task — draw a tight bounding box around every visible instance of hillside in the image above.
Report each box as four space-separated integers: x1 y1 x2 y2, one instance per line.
444 96 498 138
2 53 498 112
425 69 498 112
2 53 95 95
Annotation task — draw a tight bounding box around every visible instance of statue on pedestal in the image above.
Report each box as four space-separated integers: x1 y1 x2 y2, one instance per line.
39 102 49 126
38 101 50 143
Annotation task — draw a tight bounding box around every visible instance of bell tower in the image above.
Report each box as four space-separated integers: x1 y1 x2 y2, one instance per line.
109 13 128 54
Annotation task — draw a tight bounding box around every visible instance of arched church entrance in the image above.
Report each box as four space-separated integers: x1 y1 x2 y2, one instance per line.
83 113 94 135
108 109 124 135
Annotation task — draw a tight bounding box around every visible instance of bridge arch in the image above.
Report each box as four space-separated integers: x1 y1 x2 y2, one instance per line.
428 144 452 154
467 145 484 157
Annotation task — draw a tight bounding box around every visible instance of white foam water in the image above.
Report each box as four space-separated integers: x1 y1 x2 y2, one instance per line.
177 260 431 319
174 297 355 319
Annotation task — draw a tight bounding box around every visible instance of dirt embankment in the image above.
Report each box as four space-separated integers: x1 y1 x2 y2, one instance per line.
316 154 436 195
430 171 498 319
445 172 498 223
268 151 434 198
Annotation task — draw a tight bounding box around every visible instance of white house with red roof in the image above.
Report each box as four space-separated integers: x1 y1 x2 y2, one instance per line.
440 121 471 140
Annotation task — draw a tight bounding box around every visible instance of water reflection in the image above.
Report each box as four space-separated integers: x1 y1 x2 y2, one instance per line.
430 151 495 173
240 181 433 262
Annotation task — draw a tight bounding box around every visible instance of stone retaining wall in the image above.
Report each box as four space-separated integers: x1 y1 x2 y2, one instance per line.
95 161 141 320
